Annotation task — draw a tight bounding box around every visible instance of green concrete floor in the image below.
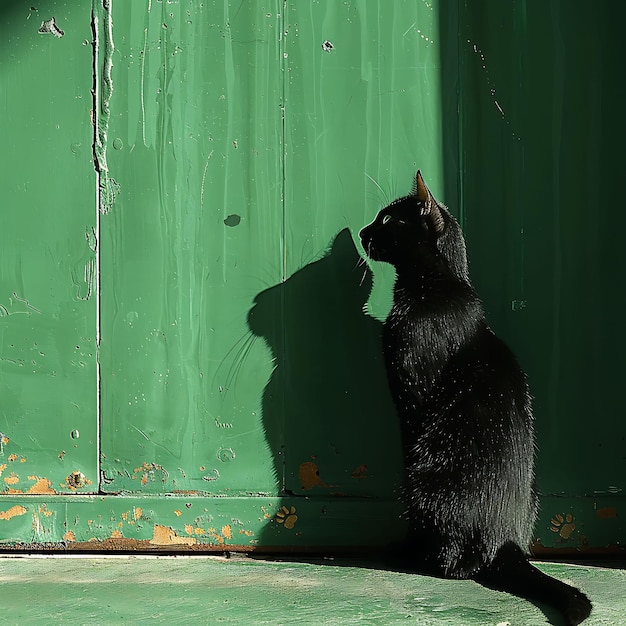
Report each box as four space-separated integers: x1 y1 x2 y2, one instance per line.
0 554 623 625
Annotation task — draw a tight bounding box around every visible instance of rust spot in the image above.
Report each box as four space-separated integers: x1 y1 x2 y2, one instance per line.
150 524 197 546
63 531 76 541
351 464 369 479
65 472 92 491
596 507 618 520
0 505 28 521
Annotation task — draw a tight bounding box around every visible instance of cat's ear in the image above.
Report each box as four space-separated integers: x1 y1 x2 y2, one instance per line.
412 170 445 235
413 170 431 207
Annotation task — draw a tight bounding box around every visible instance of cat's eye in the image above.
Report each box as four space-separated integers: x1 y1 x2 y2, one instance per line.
382 214 392 224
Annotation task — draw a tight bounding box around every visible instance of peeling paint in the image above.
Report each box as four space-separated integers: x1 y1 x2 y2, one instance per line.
0 505 28 521
298 461 337 490
150 524 197 546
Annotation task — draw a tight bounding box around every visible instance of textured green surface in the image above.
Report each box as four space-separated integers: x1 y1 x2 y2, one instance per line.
0 1 98 493
1 0 625 554
97 0 442 498
0 555 623 625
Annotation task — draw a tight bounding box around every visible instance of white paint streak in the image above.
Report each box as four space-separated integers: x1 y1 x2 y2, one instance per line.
200 150 214 209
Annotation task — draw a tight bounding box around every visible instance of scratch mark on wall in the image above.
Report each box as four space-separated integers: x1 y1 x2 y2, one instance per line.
200 150 215 209
140 26 148 146
0 293 42 317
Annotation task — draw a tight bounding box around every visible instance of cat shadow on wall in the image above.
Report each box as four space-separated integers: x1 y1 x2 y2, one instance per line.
247 228 403 547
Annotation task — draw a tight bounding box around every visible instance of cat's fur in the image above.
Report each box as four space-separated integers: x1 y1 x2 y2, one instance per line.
359 171 592 625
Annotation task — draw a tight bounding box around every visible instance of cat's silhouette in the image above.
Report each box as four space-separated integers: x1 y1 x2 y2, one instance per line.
247 228 402 508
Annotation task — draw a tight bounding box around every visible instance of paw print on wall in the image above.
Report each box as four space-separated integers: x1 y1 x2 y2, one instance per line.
550 513 576 539
276 506 298 530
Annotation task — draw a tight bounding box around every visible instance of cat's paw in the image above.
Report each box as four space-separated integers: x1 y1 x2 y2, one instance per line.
549 513 576 539
276 506 298 530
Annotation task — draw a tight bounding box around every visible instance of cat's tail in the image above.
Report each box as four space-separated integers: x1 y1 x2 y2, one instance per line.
474 542 592 626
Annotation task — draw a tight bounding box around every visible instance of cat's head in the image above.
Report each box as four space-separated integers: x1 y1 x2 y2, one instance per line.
359 171 469 283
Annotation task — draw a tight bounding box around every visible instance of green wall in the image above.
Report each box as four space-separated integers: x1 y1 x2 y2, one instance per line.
0 0 623 553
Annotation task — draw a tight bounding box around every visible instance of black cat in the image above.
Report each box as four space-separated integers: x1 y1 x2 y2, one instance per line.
359 171 592 626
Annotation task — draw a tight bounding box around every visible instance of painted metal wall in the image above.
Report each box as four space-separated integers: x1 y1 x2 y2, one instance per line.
0 0 623 553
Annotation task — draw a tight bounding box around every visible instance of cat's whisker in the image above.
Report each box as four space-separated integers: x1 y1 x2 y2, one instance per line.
359 266 369 287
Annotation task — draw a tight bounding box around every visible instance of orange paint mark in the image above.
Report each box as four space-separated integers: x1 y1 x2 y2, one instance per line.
550 513 576 539
20 457 26 463
299 461 327 489
596 507 618 520
121 512 129 521
0 463 6 475
0 505 27 521
276 506 298 529
8 454 18 462
63 531 76 541
207 528 225 544
351 464 369 479
221 525 232 540
184 524 194 535
239 529 254 537
150 524 197 546
26 477 56 494
1 436 8 445
141 474 148 485
174 509 182 517
195 527 205 535
38 506 53 518
3 474 19 485
134 507 142 521
111 529 123 539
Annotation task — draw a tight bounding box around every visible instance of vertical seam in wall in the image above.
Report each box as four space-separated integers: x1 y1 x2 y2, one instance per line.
457 0 465 229
91 3 102 491
92 0 115 489
279 0 288 493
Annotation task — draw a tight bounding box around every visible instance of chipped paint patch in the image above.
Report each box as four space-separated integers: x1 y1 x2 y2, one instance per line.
0 505 28 521
596 507 618 520
27 477 56 494
4 473 20 486
298 461 338 490
150 524 197 546
63 531 76 542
